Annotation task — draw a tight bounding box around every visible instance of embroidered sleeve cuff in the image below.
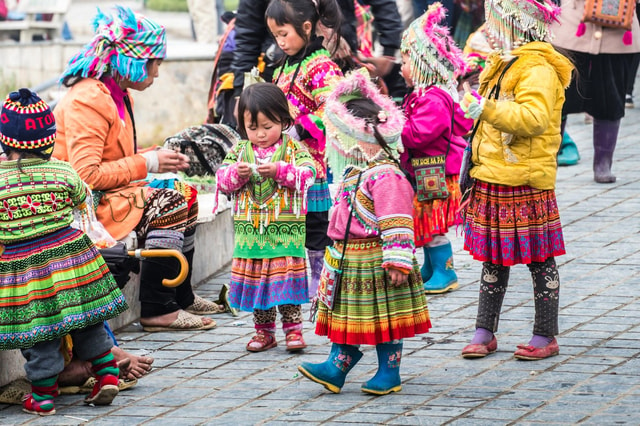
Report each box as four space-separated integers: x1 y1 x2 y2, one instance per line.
216 163 249 192
275 161 315 190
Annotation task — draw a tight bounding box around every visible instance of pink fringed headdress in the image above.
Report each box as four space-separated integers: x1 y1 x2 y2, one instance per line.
401 2 467 90
484 0 560 51
324 69 405 178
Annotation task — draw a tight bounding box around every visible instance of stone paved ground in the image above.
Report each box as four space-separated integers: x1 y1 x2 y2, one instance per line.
1 95 638 426
2 3 640 424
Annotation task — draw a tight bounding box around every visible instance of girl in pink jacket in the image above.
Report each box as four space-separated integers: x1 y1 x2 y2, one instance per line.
399 2 473 293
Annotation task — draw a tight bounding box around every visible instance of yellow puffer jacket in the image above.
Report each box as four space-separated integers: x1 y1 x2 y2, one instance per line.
470 42 574 190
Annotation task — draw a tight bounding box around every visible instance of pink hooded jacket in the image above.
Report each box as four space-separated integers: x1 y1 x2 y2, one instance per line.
400 86 474 177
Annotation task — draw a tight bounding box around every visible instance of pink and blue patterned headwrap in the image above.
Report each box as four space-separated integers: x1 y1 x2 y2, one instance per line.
60 5 166 83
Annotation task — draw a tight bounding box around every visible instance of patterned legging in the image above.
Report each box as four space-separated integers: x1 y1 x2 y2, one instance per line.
254 305 303 333
476 257 560 336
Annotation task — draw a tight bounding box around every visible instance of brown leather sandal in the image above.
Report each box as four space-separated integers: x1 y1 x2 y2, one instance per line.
246 330 277 352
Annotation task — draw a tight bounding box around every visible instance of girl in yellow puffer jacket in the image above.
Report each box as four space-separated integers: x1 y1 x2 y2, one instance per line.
458 0 573 361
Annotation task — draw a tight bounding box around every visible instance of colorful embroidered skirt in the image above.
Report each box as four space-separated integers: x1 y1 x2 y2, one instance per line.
462 180 566 266
307 178 331 212
229 256 308 311
0 227 128 350
414 175 462 247
315 238 431 345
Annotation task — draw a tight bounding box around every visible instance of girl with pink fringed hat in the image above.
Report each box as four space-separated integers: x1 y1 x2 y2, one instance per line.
399 2 475 294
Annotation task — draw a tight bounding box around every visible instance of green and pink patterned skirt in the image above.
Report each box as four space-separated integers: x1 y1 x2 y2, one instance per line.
463 180 566 266
315 238 431 345
0 227 128 350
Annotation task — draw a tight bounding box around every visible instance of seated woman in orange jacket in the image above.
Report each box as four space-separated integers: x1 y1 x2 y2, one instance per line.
53 5 222 332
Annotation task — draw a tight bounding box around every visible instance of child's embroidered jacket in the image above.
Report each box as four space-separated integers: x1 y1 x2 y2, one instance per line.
0 158 87 243
273 41 343 179
328 163 416 273
216 135 316 259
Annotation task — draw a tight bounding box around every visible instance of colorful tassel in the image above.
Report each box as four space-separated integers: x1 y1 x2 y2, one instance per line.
576 22 586 37
623 30 633 45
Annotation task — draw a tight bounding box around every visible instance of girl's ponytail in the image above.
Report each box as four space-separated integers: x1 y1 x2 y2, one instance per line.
316 0 342 55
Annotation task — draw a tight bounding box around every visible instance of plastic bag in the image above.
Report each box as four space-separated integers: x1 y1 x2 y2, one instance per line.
71 185 117 249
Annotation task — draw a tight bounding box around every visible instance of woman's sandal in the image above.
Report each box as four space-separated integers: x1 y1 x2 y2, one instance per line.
185 295 226 315
142 310 217 332
246 330 277 352
285 330 307 352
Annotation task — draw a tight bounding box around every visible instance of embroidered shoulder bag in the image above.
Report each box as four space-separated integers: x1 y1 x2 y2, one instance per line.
410 102 455 202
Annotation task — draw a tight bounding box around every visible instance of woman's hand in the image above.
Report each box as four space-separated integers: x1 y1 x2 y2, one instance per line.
237 162 252 179
387 268 409 287
156 149 190 173
257 163 277 179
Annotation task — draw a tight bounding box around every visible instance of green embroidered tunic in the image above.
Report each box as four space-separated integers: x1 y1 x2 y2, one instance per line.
217 136 316 259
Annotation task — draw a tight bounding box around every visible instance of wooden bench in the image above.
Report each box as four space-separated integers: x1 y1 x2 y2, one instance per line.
0 0 71 43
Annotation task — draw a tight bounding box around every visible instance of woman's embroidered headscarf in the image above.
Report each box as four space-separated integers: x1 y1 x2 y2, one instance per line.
324 69 405 179
60 5 166 83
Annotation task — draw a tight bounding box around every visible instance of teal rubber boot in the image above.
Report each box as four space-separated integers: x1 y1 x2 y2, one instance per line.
420 246 433 283
298 343 363 393
361 342 403 395
424 242 458 294
557 132 580 166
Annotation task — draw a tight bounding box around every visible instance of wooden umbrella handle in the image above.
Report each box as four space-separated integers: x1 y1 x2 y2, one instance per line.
128 249 189 288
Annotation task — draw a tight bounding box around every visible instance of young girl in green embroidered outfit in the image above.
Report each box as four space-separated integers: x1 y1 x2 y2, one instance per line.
0 89 128 415
216 83 317 352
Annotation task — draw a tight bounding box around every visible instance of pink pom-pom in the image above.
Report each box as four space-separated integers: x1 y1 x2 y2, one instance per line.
576 22 586 37
623 30 633 45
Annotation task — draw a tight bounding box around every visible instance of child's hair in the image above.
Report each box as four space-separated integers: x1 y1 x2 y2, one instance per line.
1 147 46 173
237 82 294 139
265 0 342 56
345 98 397 160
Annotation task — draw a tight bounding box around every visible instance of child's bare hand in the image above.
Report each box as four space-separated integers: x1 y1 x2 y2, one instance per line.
257 163 277 179
237 162 252 179
387 268 408 287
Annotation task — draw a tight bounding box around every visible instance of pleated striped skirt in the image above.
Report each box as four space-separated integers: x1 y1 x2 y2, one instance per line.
463 180 566 266
0 227 128 350
229 256 309 311
413 175 462 247
315 238 431 345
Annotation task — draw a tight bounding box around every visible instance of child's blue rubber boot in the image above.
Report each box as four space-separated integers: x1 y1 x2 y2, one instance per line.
361 341 403 395
557 132 580 166
298 343 362 393
423 242 458 294
420 246 433 282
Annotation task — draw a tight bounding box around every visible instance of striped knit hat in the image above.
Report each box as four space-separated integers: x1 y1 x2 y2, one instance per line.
0 89 56 158
60 5 166 83
484 0 560 51
401 2 467 90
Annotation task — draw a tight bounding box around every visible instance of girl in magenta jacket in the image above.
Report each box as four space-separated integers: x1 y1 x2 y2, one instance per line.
399 2 473 294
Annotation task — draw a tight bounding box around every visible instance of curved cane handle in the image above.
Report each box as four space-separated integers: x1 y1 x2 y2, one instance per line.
128 249 189 288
